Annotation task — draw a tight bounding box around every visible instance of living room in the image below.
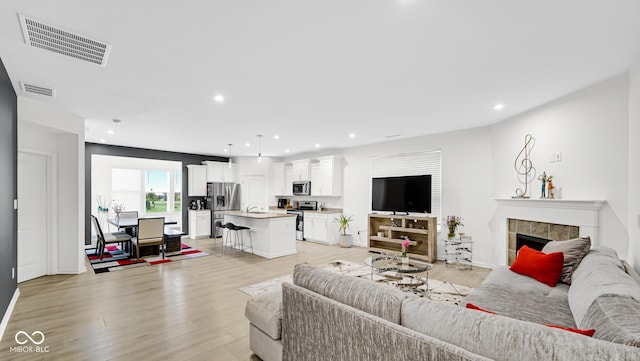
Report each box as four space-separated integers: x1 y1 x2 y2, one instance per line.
1 1 640 360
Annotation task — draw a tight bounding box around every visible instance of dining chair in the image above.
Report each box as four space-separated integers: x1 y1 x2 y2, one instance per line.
91 215 133 260
117 211 139 235
133 217 166 260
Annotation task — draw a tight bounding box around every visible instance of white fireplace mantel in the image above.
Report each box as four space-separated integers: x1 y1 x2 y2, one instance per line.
493 198 607 265
494 199 606 211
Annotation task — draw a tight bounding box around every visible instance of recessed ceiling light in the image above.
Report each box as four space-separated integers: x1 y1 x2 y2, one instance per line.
315 143 320 148
274 134 280 140
223 148 229 152
99 139 106 143
285 149 290 153
245 142 251 147
107 130 114 135
494 103 504 110
349 133 355 139
213 94 225 103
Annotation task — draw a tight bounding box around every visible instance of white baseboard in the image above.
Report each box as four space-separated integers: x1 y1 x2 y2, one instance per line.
0 288 20 344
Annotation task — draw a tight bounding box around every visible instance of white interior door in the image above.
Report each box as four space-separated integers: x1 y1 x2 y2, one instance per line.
241 175 266 211
18 152 48 282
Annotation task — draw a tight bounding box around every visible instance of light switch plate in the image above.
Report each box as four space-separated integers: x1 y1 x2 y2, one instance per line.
549 153 555 163
13 199 17 210
555 152 562 162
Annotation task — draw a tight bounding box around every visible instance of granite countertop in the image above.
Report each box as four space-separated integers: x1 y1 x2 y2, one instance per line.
268 206 342 214
225 211 296 219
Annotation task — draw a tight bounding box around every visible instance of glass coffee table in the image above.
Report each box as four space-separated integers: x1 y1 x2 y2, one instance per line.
365 254 433 296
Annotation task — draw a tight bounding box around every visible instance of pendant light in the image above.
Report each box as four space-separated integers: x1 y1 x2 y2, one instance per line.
257 134 263 163
228 143 233 168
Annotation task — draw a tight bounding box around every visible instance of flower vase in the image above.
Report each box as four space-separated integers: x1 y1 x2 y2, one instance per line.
401 256 409 265
115 213 120 223
448 227 456 239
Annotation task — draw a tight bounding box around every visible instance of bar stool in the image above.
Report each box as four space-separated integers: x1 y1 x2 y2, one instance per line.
224 222 254 256
213 221 226 251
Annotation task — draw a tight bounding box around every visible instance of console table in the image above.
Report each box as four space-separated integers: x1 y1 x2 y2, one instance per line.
368 214 437 262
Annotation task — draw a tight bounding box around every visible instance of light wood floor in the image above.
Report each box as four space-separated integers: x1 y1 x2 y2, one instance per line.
1 239 491 361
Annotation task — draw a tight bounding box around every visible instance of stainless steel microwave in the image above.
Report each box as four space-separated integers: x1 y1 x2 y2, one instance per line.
293 181 311 196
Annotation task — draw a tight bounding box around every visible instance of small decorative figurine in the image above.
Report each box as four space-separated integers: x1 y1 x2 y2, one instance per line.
538 171 547 198
547 176 555 199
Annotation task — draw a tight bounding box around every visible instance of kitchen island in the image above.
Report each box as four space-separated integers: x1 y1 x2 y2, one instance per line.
223 211 297 259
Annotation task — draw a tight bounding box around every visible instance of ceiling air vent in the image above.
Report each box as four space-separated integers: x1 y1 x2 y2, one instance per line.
18 14 111 67
20 82 56 97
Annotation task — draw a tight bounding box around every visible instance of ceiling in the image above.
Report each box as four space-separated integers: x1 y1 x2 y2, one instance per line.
1 1 639 158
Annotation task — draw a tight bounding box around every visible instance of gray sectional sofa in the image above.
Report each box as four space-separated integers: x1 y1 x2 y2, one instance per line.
245 246 640 361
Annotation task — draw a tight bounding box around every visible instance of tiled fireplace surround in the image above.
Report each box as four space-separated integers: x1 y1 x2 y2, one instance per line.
495 199 605 265
507 219 579 264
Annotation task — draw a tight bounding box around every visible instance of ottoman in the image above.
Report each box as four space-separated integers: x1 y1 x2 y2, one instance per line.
245 288 283 361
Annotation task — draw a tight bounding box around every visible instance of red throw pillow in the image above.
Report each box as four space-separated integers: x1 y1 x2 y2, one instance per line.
466 303 496 314
545 324 596 337
509 245 564 287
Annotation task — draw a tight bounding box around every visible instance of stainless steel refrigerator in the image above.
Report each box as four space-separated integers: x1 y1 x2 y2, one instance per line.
206 182 241 237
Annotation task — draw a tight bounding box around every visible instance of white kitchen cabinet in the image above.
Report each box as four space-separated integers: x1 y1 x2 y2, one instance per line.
187 164 207 196
272 162 287 195
303 216 313 240
284 165 294 195
291 159 311 181
310 156 343 196
188 210 211 239
304 212 340 245
203 161 237 183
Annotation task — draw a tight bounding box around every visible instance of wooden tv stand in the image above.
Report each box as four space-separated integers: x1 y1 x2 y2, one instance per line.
368 214 437 262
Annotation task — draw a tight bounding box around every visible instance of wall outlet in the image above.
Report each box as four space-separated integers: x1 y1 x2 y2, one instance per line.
555 152 562 162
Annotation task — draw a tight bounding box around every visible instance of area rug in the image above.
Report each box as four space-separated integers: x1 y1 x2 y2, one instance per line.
240 260 473 306
86 243 209 273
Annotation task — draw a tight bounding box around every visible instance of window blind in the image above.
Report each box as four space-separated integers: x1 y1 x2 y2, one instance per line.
370 150 441 221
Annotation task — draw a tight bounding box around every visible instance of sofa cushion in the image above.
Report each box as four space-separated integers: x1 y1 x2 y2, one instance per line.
245 288 283 340
581 294 640 347
402 297 639 361
463 266 575 327
544 324 595 337
541 236 591 284
568 247 640 327
509 245 564 287
292 263 409 324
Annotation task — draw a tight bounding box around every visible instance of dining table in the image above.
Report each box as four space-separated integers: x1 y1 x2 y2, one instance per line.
106 217 183 256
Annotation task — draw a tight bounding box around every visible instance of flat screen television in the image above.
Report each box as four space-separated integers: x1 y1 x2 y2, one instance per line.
371 175 432 213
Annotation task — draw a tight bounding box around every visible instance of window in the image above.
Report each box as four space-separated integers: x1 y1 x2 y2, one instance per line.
110 168 181 216
174 172 182 212
145 170 169 213
370 150 442 222
112 169 142 212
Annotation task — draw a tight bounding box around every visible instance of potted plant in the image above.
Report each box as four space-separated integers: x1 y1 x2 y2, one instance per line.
335 214 354 248
445 215 464 239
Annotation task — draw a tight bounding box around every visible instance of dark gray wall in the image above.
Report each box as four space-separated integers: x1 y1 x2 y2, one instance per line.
85 143 227 244
0 58 17 319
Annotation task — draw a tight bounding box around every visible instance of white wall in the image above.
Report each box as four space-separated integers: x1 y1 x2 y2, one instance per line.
491 74 630 262
281 127 495 266
628 61 640 272
18 98 85 274
274 73 632 268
